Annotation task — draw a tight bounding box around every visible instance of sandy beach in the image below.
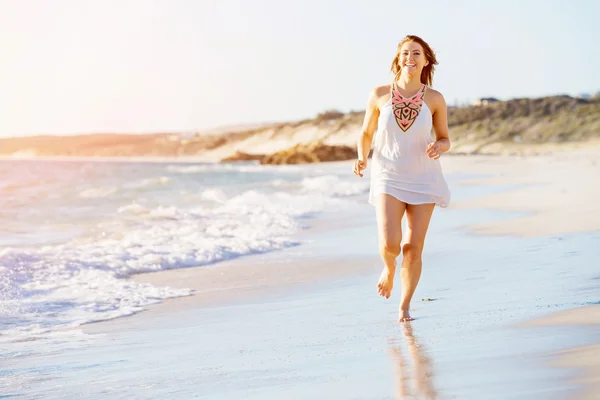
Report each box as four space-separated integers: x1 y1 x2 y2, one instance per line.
444 141 600 237
3 149 600 399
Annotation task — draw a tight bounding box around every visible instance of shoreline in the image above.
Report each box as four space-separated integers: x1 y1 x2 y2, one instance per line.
83 252 380 335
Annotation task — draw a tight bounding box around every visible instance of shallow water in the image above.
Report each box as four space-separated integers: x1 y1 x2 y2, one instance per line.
0 159 372 339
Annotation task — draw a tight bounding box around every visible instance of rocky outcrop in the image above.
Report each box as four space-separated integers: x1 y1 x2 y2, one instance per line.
259 142 357 165
220 151 265 162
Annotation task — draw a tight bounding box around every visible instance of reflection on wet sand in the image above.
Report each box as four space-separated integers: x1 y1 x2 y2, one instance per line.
389 323 438 399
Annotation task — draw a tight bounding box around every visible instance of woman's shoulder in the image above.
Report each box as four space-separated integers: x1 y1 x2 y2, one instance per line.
367 84 393 109
424 87 447 111
371 83 392 98
425 87 444 100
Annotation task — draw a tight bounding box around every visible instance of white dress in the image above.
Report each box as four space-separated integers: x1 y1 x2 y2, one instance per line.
368 83 451 208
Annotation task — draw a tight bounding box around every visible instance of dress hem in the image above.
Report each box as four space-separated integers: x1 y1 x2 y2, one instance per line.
368 189 449 209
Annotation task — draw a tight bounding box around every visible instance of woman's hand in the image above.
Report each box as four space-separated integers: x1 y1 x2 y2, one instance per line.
426 141 441 160
353 159 367 177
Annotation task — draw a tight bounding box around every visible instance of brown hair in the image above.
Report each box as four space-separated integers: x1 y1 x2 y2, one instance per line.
390 35 438 86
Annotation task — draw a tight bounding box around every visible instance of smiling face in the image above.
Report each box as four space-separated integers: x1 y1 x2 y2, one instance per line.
399 41 429 76
390 35 438 86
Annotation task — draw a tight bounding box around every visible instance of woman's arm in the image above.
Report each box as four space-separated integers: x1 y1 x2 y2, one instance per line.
357 88 381 161
426 91 451 159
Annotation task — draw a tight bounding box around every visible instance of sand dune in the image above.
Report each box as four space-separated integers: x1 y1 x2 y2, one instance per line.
1 94 598 162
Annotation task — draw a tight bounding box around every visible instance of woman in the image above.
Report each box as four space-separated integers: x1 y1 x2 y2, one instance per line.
353 35 451 322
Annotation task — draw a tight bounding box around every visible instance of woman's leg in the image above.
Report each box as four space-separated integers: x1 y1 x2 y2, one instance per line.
376 194 407 298
399 203 435 321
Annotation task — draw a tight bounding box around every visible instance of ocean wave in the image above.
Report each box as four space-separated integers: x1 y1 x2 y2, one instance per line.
79 187 118 199
166 162 303 174
126 176 171 189
199 188 228 203
166 164 212 174
0 186 344 340
117 203 149 214
0 157 369 341
300 175 370 197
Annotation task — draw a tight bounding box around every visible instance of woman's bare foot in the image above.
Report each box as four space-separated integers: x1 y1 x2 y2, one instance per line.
377 266 395 299
399 308 414 322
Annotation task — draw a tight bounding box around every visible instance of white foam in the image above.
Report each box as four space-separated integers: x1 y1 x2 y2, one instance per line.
300 175 370 197
79 187 118 198
199 188 228 203
124 176 171 190
166 164 211 174
79 176 170 199
269 179 289 187
0 184 346 340
166 163 303 174
0 161 371 341
117 203 149 214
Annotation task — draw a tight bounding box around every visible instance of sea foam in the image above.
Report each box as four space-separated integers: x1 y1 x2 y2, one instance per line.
0 175 361 340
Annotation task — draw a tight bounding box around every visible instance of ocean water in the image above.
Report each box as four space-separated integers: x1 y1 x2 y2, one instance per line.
0 159 373 341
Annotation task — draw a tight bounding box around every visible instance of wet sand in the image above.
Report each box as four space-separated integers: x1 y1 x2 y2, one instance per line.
523 305 600 400
445 149 600 399
84 251 381 335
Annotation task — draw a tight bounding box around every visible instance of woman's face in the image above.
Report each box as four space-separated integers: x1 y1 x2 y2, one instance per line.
399 41 429 75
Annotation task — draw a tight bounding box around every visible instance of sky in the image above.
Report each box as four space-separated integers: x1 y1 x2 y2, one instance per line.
1 0 599 137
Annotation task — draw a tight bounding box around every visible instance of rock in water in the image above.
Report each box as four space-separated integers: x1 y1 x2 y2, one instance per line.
260 141 357 165
220 151 265 162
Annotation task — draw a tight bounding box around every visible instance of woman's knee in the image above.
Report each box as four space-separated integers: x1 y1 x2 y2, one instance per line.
402 242 423 263
380 238 401 257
